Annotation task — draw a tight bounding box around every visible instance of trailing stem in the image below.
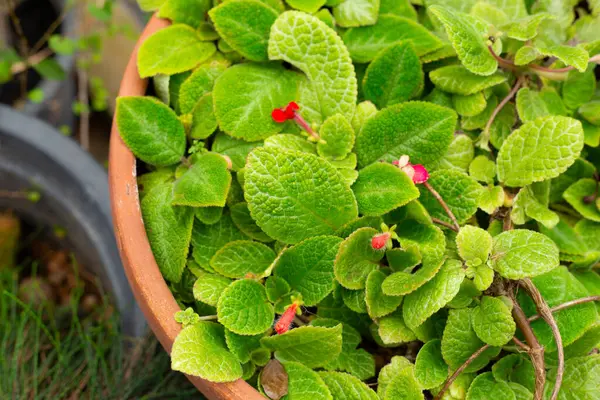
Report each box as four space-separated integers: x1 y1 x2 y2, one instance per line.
520 278 564 400
431 217 459 232
423 182 460 231
434 344 491 400
528 295 600 322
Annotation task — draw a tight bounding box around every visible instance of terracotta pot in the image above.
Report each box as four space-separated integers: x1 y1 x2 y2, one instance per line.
108 15 264 400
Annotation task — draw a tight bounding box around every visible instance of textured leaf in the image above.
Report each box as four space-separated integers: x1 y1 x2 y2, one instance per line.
217 279 274 335
211 133 262 172
179 61 227 114
269 11 357 120
453 92 487 117
141 184 194 283
264 134 316 154
158 0 211 28
497 116 584 187
190 213 248 270
462 95 498 131
265 276 291 303
225 330 265 363
469 155 496 183
365 270 402 319
433 134 475 172
274 236 343 306
378 309 418 345
403 259 465 330
539 218 588 257
189 93 218 139
352 163 419 217
537 44 589 73
429 66 507 96
490 229 559 279
213 63 301 141
137 25 216 78
511 184 559 229
261 325 343 368
442 308 501 373
515 87 566 123
378 356 413 398
342 288 368 314
336 349 376 380
564 179 600 222
335 228 385 290
363 41 423 109
319 371 379 400
333 0 380 27
116 96 186 167
380 0 417 19
32 58 65 80
209 0 278 61
419 170 482 225
415 339 448 389
342 14 443 63
311 318 362 352
429 6 499 76
384 366 424 400
193 271 231 306
230 202 273 243
472 296 516 346
286 0 326 12
351 101 378 136
562 67 596 111
355 101 457 168
545 355 600 400
210 240 276 278
478 185 505 214
503 13 554 41
245 148 358 244
283 361 333 400
171 322 242 382
317 114 355 160
173 153 231 207
466 372 515 400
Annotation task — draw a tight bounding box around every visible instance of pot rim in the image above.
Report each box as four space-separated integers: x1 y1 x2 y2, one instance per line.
108 14 264 400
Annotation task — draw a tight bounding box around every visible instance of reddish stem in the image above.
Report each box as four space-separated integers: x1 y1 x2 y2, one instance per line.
423 182 460 231
293 114 320 141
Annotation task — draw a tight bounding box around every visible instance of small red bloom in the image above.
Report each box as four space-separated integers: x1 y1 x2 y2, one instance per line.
394 155 429 184
371 232 391 250
411 164 429 184
272 101 300 123
271 108 290 123
285 101 299 116
275 302 299 334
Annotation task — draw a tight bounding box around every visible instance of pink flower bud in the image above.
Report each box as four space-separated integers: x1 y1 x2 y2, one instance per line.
371 232 391 250
275 302 299 334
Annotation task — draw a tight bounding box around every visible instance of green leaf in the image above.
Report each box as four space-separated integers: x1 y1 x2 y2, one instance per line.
333 0 380 27
32 58 65 80
492 354 535 391
545 355 600 399
179 62 228 115
536 44 589 73
514 45 539 66
171 322 242 382
230 202 273 243
334 228 385 290
497 116 584 187
564 179 600 222
378 309 417 345
211 133 262 172
478 185 505 215
352 163 419 217
283 361 333 400
158 0 211 28
539 218 588 257
264 134 316 154
342 14 443 63
193 271 231 306
378 356 413 398
335 349 376 380
265 276 291 302
429 6 499 76
269 11 357 120
245 148 358 244
317 114 355 160
462 95 498 131
365 270 402 318
217 279 274 335
433 134 475 172
511 184 559 229
48 35 78 55
189 93 218 139
419 170 482 225
261 325 343 368
138 0 166 11
116 96 186 167
384 366 424 400
209 0 278 61
191 213 248 270
363 42 423 109
173 153 231 207
469 155 496 183
355 101 457 168
579 101 600 126
490 229 559 279
562 67 596 111
213 63 301 141
502 13 554 41
471 296 515 346
415 339 448 389
141 184 193 283
285 0 326 12
342 288 368 314
311 318 362 352
466 372 515 400
456 225 493 267
403 259 465 330
210 240 276 278
351 101 378 136
137 25 216 78
273 236 343 306
380 0 416 19
453 92 487 117
225 330 265 363
430 66 507 96
442 308 501 373
515 87 567 122
319 371 378 399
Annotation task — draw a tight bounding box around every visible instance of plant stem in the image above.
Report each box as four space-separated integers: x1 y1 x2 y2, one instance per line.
512 336 531 352
198 315 218 321
434 344 490 400
529 54 600 74
77 4 90 151
293 316 306 327
432 217 459 232
508 286 545 400
10 48 54 74
487 46 518 72
520 278 564 400
7 0 29 99
293 114 321 142
423 182 460 231
528 295 600 322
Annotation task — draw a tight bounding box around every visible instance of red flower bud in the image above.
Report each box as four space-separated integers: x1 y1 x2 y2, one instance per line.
275 302 299 334
411 164 430 184
272 108 290 123
371 232 391 250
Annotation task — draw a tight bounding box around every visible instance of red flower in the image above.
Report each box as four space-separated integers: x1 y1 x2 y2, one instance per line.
271 101 300 123
393 155 429 184
371 232 391 250
275 302 299 334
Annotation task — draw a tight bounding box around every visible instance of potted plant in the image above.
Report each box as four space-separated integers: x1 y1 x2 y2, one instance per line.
110 0 600 399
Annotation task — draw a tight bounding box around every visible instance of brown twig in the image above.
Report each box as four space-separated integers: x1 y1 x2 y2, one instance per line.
30 5 72 55
508 286 545 400
529 54 600 74
10 48 54 74
487 45 519 72
512 336 531 352
520 279 563 400
432 217 459 232
434 344 491 400
7 0 29 98
423 182 460 231
528 296 600 322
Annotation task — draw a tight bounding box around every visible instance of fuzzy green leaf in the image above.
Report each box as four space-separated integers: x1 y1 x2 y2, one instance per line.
429 66 507 96
342 14 443 63
497 116 584 187
264 134 316 154
384 366 424 400
562 67 596 111
179 61 227 115
269 11 357 120
341 288 367 314
545 355 600 399
378 309 417 345
469 155 496 183
285 0 326 12
334 228 385 290
283 361 333 400
319 371 379 400
333 0 380 27
351 101 378 136
213 63 301 141
365 270 402 319
137 25 216 78
503 13 554 41
141 183 194 283
245 148 358 244
378 356 413 398
564 179 600 222
211 133 262 172
261 325 343 368
274 236 343 306
433 134 475 172
317 114 355 160
193 271 232 306
225 330 265 364
355 101 457 168
472 296 516 346
171 322 243 382
217 279 274 335
466 372 515 400
190 213 248 270
579 101 600 126
456 225 493 266
490 229 559 279
158 0 211 28
537 44 590 73
478 185 505 215
230 202 273 242
189 93 218 139
173 153 231 207
453 92 487 117
116 96 186 167
210 240 276 278
415 339 448 389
